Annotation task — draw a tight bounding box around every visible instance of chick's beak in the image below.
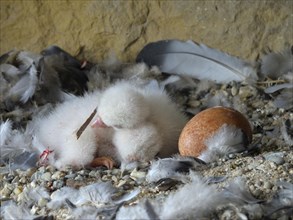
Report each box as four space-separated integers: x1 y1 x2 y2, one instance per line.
91 116 108 128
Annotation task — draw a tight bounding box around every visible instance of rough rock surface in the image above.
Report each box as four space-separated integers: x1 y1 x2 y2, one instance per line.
0 0 292 62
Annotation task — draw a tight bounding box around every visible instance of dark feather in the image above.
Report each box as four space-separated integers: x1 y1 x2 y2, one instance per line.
137 40 257 83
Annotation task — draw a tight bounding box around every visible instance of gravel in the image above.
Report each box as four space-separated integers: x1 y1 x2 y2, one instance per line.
1 70 292 219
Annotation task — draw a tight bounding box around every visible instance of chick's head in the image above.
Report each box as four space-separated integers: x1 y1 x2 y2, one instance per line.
98 84 150 129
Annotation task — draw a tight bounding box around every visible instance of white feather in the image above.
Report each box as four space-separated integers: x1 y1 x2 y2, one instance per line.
1 201 34 220
76 181 116 206
0 64 21 76
47 187 80 209
115 200 154 220
198 124 247 163
17 51 41 71
146 155 206 183
20 185 50 206
0 120 34 163
137 39 257 83
8 64 38 103
0 120 12 146
117 172 225 219
160 172 224 219
264 83 293 94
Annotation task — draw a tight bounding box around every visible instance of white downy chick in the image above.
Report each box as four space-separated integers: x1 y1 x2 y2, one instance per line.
33 91 116 169
96 81 188 167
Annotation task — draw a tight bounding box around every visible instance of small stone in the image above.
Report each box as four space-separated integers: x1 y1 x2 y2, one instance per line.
130 169 146 181
30 205 39 215
41 172 52 181
112 169 121 175
46 165 57 173
102 175 109 181
239 86 256 99
19 176 27 184
77 170 86 176
74 175 83 181
53 180 64 189
253 189 261 197
65 173 76 179
0 184 13 197
231 86 238 96
30 180 37 188
264 152 285 165
12 176 20 183
52 171 64 180
112 175 118 183
269 162 277 170
117 180 127 187
31 171 42 181
228 153 236 159
38 198 48 207
13 186 23 196
38 166 46 173
263 181 273 189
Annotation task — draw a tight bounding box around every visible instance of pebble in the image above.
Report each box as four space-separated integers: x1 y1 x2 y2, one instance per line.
117 180 127 187
19 176 27 184
53 180 64 189
0 184 13 197
263 181 273 190
264 152 285 165
30 205 39 215
112 175 118 183
130 169 146 181
13 186 23 196
231 86 238 96
269 162 278 170
38 198 48 207
1 75 293 220
41 172 52 181
65 173 76 179
74 175 83 181
12 176 20 183
51 171 64 180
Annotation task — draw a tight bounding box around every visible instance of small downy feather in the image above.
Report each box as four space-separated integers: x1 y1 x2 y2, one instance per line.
260 47 293 78
160 172 225 219
223 177 264 205
136 39 257 83
146 155 206 183
117 172 225 219
198 124 247 163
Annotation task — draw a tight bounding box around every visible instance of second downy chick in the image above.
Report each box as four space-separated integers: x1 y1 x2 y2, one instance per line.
94 81 188 167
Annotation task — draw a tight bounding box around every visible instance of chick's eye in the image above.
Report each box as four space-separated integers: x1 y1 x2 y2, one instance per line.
114 125 123 129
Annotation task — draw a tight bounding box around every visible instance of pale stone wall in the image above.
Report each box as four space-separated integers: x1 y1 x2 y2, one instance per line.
0 0 292 62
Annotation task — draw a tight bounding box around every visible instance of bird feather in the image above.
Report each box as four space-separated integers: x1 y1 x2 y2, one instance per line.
8 64 38 103
260 47 293 78
136 40 257 83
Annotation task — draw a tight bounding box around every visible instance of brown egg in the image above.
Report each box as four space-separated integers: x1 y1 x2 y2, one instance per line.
179 106 252 157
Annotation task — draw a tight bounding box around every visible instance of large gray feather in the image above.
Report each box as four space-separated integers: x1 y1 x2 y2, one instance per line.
136 40 257 83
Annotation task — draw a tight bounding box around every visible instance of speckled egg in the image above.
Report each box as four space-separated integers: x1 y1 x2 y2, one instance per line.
178 106 252 157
